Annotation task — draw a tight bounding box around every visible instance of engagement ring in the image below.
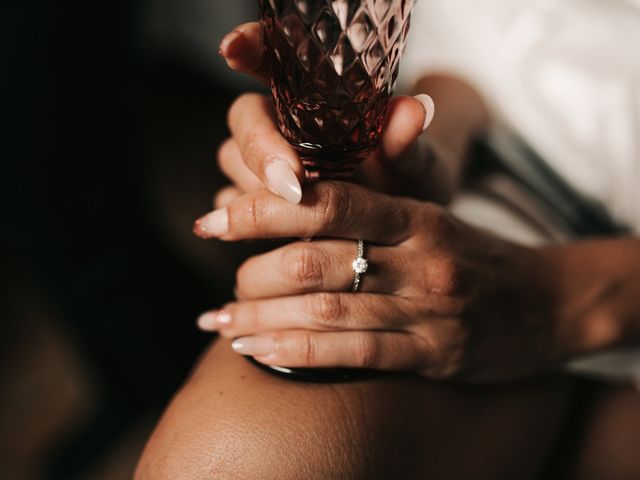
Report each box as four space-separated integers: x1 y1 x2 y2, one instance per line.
351 240 369 293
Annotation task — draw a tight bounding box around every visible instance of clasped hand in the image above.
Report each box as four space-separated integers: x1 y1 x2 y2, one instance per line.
193 22 561 383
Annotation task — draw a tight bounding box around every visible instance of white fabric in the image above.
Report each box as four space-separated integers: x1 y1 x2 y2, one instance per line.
401 0 640 232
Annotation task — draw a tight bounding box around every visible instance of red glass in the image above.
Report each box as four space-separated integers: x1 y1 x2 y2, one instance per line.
259 0 415 180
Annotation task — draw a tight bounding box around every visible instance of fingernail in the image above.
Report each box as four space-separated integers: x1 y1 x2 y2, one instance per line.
231 336 275 356
264 161 302 204
216 310 232 325
197 311 218 331
414 94 435 132
197 310 232 331
219 28 244 58
193 208 229 238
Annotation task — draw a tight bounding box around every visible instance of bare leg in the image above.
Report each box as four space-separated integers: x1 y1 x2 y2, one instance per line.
135 338 575 480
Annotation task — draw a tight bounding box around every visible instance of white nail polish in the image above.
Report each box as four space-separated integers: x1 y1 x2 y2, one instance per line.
194 208 229 238
216 310 232 325
414 94 435 132
197 312 218 331
264 161 302 204
231 336 275 356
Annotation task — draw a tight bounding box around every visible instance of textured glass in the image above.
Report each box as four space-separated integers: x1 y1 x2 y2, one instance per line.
259 0 415 179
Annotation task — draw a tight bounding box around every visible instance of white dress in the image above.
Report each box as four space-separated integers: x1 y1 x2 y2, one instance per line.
401 0 640 386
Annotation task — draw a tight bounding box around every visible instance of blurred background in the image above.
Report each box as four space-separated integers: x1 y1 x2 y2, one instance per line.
3 1 640 479
2 1 260 478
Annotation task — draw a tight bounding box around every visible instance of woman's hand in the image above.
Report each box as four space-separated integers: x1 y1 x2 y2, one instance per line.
214 22 467 208
193 181 579 383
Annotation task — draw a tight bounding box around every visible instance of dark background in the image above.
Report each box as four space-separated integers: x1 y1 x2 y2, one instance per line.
2 1 258 477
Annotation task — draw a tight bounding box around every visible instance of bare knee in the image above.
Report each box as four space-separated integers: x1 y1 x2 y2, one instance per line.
135 340 379 480
136 394 372 479
135 339 576 480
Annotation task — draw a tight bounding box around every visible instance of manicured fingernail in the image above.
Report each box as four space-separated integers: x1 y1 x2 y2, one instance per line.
231 336 275 356
197 310 232 331
264 161 302 204
216 310 232 325
219 28 244 58
197 311 218 331
193 208 229 238
414 94 435 132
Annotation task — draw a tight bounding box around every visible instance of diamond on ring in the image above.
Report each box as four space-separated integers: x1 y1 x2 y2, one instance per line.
352 257 369 274
351 240 368 292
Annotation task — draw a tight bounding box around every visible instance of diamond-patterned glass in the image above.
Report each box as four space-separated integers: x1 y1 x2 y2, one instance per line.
259 0 415 179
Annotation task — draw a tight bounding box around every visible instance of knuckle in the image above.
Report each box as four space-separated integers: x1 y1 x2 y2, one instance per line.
416 202 436 228
241 195 266 230
422 203 454 239
280 331 316 366
412 334 450 379
354 334 380 369
301 332 316 366
423 350 465 381
286 246 324 289
388 203 413 240
240 130 263 161
309 293 344 328
433 255 465 296
314 182 352 234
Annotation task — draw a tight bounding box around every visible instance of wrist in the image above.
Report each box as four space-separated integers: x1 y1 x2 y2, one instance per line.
541 239 640 356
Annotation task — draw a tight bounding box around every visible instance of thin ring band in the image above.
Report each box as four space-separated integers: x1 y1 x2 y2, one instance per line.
351 240 369 292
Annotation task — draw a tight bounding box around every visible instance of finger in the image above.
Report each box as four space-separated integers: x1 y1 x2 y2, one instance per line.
213 186 243 209
230 329 429 372
199 292 412 339
219 22 269 84
357 95 434 193
235 240 406 299
227 93 304 203
193 181 422 245
379 94 434 162
217 138 264 193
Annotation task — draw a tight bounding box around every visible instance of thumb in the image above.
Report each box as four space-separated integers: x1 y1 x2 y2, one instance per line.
378 94 435 163
355 94 435 194
219 22 269 85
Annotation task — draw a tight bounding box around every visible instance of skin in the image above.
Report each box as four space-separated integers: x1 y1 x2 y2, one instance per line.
211 22 473 206
189 22 640 381
135 21 640 478
194 181 640 383
135 339 575 480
